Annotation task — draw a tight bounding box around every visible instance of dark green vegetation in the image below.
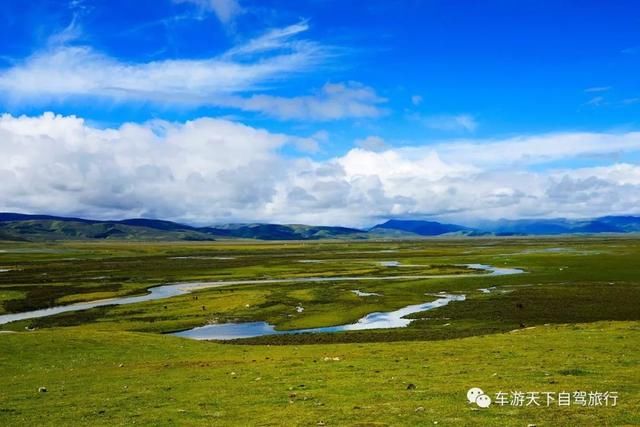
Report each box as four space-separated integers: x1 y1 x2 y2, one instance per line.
1 237 639 425
1 238 639 340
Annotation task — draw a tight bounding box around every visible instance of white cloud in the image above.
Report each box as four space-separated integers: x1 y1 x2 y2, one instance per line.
0 43 292 99
429 131 640 167
2 113 640 226
584 96 606 107
0 24 307 102
355 135 388 152
175 0 242 24
418 114 478 132
411 95 423 106
223 21 310 57
291 131 329 154
0 112 287 223
622 97 640 105
224 82 386 120
0 22 385 121
584 86 611 93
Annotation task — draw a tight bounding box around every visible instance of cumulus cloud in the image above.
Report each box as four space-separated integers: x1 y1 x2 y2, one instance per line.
0 112 287 223
429 131 640 167
355 136 388 152
291 131 329 154
2 113 640 226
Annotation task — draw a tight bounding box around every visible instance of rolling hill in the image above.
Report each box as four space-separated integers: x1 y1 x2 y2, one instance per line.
1 213 640 241
0 213 366 241
369 219 473 236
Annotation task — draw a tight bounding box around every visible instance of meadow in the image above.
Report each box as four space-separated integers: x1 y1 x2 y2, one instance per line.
0 237 639 425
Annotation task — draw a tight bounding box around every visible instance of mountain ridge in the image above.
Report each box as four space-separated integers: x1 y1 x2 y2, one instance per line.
1 212 640 241
0 213 367 241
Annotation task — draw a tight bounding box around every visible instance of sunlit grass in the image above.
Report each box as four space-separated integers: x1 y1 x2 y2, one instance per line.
0 237 639 425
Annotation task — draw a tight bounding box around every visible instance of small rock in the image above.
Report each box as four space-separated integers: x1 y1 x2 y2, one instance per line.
118 363 124 368
407 383 416 390
38 386 47 393
527 424 537 427
317 422 325 426
415 406 425 412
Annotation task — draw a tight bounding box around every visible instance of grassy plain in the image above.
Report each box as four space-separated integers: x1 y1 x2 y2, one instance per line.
1 237 639 425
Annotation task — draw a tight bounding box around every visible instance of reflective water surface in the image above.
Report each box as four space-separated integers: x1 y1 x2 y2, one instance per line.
174 293 466 340
0 263 523 327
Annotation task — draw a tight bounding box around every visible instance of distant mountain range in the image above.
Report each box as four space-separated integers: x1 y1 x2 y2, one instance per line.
372 216 640 236
1 212 640 241
369 219 472 236
0 213 367 241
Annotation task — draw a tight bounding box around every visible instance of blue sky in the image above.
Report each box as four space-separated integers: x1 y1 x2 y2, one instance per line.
0 0 639 225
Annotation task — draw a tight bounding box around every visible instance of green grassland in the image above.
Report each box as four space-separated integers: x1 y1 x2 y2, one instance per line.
1 237 639 425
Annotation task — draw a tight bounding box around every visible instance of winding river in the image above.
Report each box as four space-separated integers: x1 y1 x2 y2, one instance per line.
174 293 467 340
0 264 524 334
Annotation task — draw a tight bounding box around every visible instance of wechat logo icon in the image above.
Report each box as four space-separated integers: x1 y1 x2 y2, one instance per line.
467 387 492 408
